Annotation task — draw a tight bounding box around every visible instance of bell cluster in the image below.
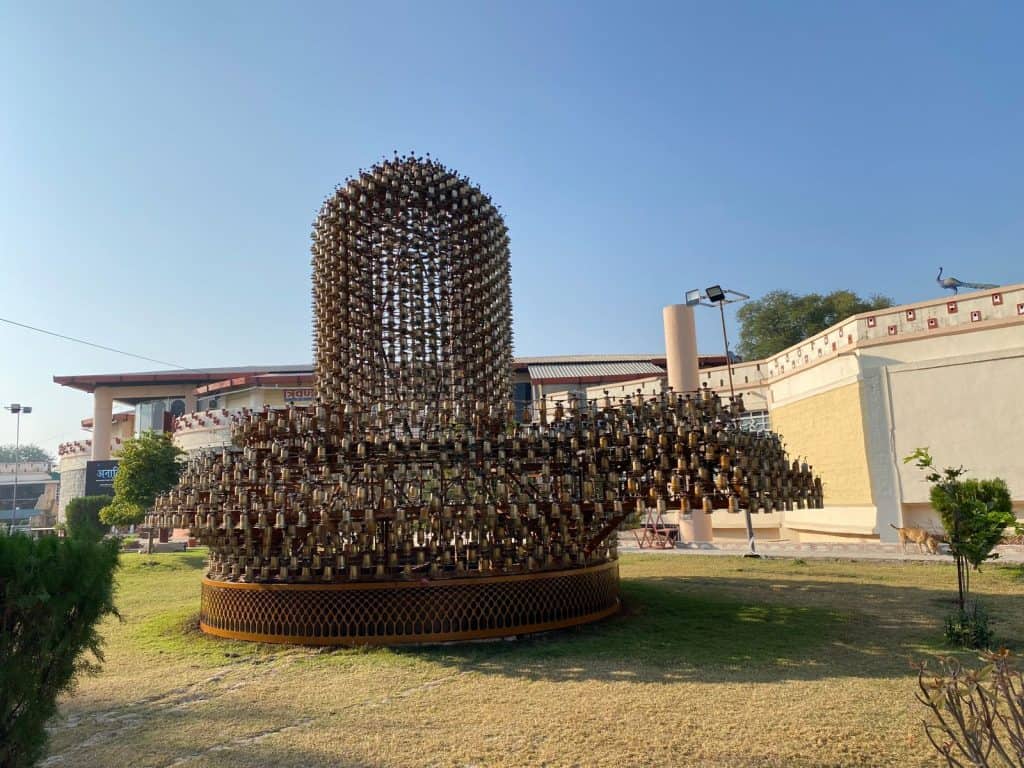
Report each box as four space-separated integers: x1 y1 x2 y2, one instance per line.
147 154 823 585
311 153 512 433
150 388 822 583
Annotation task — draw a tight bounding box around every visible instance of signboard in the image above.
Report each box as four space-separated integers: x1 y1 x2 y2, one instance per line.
283 388 315 403
84 460 120 497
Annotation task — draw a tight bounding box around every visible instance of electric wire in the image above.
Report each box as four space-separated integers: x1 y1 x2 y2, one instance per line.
0 315 191 371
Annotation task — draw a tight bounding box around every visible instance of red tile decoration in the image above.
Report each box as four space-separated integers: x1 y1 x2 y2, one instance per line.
927 317 939 329
867 316 877 328
888 325 898 336
847 335 853 344
971 310 982 322
906 309 916 321
947 301 958 314
831 342 837 351
992 293 1003 306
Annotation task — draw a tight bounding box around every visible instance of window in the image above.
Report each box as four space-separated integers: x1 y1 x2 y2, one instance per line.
197 396 220 411
511 382 532 421
736 410 770 434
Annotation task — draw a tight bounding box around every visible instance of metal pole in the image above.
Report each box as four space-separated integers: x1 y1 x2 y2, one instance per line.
11 410 19 532
717 300 736 402
715 299 758 558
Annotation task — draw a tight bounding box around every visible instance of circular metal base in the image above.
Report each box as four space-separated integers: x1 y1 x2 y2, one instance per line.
199 560 620 646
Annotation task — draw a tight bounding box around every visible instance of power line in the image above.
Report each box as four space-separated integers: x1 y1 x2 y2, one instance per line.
0 316 190 371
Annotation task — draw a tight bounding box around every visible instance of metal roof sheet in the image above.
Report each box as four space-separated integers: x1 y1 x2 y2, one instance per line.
527 361 665 382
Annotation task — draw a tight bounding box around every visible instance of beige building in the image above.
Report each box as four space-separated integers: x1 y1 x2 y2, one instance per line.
685 283 1024 542
54 356 728 521
54 285 1022 541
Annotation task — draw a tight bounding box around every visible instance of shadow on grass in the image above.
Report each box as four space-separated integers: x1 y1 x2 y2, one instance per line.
128 558 1024 684
399 573 1024 684
119 549 208 573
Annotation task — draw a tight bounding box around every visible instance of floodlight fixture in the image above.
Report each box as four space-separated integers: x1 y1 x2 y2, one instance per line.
705 284 726 303
684 289 703 306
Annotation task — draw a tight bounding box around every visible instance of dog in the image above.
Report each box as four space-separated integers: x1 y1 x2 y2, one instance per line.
890 523 942 554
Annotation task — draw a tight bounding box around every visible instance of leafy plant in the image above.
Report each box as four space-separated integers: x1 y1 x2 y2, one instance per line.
945 603 994 651
0 534 120 768
64 496 112 542
916 649 1024 767
99 431 183 528
904 448 1019 622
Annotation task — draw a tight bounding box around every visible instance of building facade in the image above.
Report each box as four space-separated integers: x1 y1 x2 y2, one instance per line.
691 283 1024 541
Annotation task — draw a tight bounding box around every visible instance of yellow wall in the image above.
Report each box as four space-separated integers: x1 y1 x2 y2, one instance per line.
769 381 874 506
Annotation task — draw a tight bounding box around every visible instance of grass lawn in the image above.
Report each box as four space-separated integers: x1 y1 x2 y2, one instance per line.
42 550 1024 768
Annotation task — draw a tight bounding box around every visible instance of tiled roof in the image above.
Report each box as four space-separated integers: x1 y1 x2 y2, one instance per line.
527 361 665 383
514 354 665 365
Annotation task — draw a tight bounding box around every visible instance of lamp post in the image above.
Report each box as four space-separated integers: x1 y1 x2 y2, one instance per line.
686 287 760 558
4 403 32 532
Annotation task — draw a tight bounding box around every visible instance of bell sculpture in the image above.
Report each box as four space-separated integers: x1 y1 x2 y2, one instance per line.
150 154 823 645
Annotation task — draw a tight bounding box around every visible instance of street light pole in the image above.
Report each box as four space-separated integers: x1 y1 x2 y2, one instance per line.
687 287 759 558
716 299 736 401
4 403 32 533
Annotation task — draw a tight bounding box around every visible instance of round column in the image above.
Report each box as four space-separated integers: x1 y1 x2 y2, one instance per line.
662 304 699 394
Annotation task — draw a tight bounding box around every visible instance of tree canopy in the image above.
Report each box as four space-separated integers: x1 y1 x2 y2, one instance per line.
99 432 183 527
0 444 53 464
735 290 893 360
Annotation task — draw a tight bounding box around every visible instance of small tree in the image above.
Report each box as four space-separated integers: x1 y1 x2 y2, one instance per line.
905 448 1020 647
0 534 120 768
99 431 183 528
64 496 112 542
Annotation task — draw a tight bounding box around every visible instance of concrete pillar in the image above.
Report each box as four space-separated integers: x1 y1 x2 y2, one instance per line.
679 511 713 543
92 388 114 460
663 304 699 394
184 391 197 414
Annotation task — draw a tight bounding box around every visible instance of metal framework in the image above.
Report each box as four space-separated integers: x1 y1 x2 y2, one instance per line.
149 154 823 645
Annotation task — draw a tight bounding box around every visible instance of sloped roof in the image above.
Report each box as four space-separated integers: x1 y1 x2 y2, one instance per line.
528 361 665 384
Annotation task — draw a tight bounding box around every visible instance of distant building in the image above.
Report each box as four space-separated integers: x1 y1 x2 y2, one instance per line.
53 355 727 521
0 460 59 528
53 283 1022 542
575 283 1023 543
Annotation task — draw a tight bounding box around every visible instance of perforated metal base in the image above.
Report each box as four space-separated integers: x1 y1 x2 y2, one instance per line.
199 561 620 646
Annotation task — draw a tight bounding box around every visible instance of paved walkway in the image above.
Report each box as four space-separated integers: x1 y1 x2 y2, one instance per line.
617 532 1024 564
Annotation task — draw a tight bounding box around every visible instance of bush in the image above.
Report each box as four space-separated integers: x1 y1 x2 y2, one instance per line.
916 650 1024 767
64 496 112 542
945 602 994 650
0 534 119 767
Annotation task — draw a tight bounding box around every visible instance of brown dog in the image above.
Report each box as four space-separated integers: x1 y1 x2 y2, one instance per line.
890 523 942 554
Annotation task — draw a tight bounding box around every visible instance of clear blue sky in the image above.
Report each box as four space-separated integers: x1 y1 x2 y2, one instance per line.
1 1 1021 455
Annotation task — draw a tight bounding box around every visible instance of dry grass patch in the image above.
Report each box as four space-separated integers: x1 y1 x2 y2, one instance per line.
41 551 1024 767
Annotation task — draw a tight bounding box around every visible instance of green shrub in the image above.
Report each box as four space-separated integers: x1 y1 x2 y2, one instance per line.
0 534 119 767
64 496 112 542
944 602 994 649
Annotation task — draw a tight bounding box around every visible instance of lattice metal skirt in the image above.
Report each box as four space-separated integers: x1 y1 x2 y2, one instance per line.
199 561 620 645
